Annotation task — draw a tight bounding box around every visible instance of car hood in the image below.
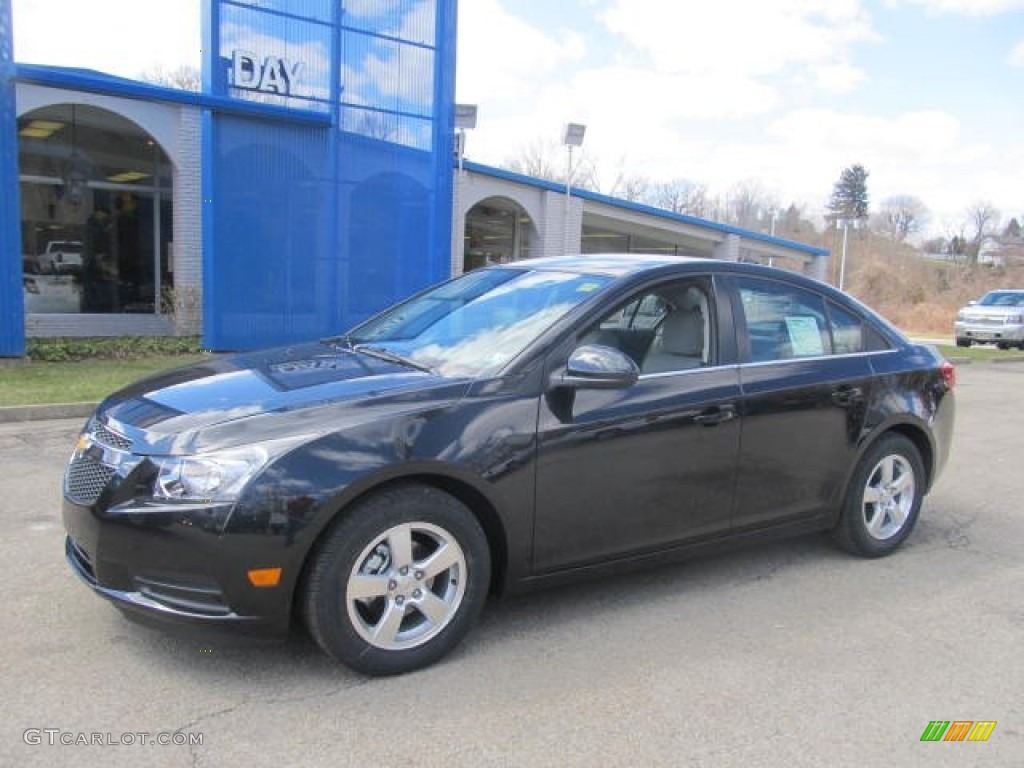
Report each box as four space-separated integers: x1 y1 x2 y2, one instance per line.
96 341 472 454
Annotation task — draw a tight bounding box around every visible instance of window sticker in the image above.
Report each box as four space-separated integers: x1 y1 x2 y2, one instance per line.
785 316 824 356
577 282 602 293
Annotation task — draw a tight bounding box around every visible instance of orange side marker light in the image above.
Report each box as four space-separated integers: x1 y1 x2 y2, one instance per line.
247 567 282 587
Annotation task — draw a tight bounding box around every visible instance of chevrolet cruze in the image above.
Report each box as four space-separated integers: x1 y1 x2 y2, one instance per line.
63 255 955 675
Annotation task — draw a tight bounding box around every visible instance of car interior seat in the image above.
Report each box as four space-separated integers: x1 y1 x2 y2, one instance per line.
642 305 704 374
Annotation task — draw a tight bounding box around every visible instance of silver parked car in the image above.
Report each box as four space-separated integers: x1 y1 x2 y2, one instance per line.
954 289 1024 349
36 240 84 275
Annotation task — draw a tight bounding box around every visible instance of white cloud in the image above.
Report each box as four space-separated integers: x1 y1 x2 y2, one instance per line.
890 0 1024 14
456 0 584 104
600 0 876 85
13 0 201 76
756 108 998 222
811 62 869 93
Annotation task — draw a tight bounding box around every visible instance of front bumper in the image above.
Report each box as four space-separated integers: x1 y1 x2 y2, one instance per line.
64 536 282 637
954 320 1024 344
62 492 294 638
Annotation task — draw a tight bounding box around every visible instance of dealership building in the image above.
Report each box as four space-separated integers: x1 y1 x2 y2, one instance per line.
0 0 827 357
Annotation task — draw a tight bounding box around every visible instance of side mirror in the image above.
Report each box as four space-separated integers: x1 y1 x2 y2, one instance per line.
552 344 639 390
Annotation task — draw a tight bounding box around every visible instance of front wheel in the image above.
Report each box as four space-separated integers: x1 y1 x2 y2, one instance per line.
955 338 970 348
833 435 925 557
303 484 490 676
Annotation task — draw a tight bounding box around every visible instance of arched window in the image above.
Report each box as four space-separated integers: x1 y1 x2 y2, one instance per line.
464 197 536 272
19 103 173 315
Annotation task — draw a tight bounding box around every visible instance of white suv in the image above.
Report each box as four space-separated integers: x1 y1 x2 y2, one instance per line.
954 289 1024 349
36 240 84 275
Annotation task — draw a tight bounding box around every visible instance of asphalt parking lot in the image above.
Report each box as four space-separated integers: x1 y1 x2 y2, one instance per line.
2 363 1022 767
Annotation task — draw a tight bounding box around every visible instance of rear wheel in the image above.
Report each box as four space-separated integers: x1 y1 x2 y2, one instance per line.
833 435 925 557
303 484 490 676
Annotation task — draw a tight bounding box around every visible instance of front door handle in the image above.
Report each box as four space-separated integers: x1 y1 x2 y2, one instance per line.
694 404 737 427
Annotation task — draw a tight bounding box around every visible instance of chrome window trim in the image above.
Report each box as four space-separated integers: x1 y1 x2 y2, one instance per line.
737 347 900 369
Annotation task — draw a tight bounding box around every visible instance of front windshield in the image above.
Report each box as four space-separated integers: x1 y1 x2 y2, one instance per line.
349 268 611 377
978 291 1024 308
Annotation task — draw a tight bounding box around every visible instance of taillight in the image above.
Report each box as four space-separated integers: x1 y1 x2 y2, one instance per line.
940 360 956 390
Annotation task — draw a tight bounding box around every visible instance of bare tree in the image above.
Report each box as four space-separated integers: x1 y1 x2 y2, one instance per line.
503 138 565 183
723 179 778 229
875 195 928 244
139 64 201 92
964 201 1000 265
605 170 652 203
648 179 712 218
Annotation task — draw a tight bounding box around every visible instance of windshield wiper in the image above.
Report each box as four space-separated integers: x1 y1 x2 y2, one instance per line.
352 344 434 374
320 334 354 350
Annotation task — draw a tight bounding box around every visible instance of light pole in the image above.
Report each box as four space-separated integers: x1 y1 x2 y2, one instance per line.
836 217 861 291
454 104 477 173
562 122 586 255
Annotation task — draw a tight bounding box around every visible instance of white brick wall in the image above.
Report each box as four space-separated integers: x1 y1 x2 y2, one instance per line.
172 107 203 335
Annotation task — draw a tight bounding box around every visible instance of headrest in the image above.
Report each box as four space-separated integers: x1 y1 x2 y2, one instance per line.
660 308 703 356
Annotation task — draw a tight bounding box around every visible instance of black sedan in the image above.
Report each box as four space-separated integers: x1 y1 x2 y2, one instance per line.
62 255 955 675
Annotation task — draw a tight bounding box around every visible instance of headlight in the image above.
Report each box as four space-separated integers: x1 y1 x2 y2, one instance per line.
153 436 308 502
1006 314 1023 325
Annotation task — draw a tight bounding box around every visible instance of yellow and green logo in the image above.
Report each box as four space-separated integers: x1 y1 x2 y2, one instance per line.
920 721 997 742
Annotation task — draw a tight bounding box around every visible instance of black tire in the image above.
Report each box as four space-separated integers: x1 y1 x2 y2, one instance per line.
303 484 490 676
997 342 1010 351
833 435 925 558
955 338 970 348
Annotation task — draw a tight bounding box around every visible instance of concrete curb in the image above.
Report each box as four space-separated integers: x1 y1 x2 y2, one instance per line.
0 402 96 424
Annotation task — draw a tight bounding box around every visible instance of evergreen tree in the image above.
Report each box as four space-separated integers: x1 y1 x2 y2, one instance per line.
827 164 869 220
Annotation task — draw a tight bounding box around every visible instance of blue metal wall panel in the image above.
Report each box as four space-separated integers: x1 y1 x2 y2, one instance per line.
204 0 456 350
0 0 25 356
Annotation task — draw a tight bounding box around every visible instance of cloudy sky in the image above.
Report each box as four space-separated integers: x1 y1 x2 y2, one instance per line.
11 0 1023 234
458 0 1024 234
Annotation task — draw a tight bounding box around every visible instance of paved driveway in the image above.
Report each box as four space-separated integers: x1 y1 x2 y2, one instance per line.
2 364 1022 767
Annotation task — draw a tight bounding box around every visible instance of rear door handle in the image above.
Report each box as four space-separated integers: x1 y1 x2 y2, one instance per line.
694 404 737 427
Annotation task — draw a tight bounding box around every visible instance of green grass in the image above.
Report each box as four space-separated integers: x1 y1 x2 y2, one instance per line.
0 355 208 407
933 343 1024 362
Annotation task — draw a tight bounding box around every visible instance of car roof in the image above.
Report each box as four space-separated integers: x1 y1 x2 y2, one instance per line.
502 254 718 278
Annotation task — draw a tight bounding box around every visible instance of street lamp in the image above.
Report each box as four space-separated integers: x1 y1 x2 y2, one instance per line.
562 122 586 254
454 104 477 173
836 217 862 291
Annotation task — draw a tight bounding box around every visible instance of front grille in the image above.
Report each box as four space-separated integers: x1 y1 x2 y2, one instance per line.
66 457 116 505
93 423 132 450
